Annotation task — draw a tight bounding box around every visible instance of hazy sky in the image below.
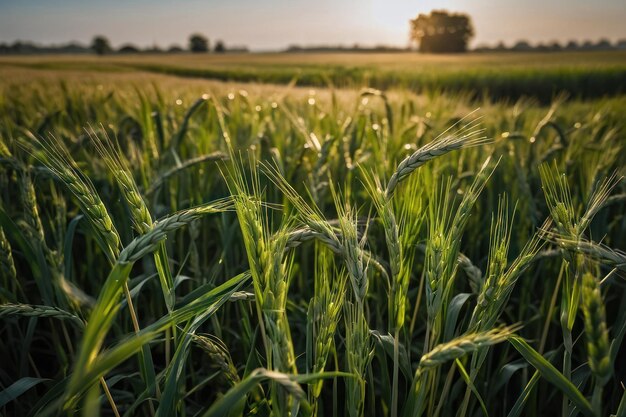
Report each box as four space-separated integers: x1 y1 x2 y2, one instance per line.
1 0 625 50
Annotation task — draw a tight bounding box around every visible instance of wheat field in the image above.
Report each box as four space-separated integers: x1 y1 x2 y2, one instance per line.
0 58 625 417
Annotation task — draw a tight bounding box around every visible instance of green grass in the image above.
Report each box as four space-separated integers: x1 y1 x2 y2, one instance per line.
0 62 625 417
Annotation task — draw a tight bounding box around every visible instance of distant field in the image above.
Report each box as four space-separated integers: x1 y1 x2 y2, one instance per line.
2 51 626 101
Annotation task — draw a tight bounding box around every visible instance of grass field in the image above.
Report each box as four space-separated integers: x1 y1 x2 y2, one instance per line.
0 53 625 417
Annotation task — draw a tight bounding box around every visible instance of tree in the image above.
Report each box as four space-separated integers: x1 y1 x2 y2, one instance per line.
91 36 112 55
512 40 532 51
145 43 163 53
118 44 140 54
189 34 209 53
581 40 594 50
409 10 474 53
594 39 612 50
168 45 184 53
214 40 226 53
494 41 507 51
547 41 562 51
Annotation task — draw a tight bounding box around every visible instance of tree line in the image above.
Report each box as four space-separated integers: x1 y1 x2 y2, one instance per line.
2 10 625 55
0 33 248 55
474 38 626 53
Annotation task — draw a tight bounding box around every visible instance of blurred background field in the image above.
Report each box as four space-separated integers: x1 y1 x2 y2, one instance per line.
2 50 626 101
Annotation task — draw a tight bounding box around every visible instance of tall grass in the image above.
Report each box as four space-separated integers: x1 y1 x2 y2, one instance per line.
0 72 624 417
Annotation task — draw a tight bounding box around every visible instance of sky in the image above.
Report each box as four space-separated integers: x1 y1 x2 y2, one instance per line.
0 0 625 50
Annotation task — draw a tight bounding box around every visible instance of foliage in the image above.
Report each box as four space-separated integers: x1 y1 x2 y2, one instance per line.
189 33 210 53
91 36 112 56
214 40 226 53
410 10 474 53
0 66 624 417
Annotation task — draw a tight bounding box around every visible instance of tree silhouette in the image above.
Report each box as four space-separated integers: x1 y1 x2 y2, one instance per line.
189 34 209 53
168 45 184 53
512 40 532 51
118 44 140 54
410 10 474 53
214 40 226 53
91 36 112 55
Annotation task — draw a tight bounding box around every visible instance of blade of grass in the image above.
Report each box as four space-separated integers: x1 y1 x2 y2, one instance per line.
508 336 593 416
